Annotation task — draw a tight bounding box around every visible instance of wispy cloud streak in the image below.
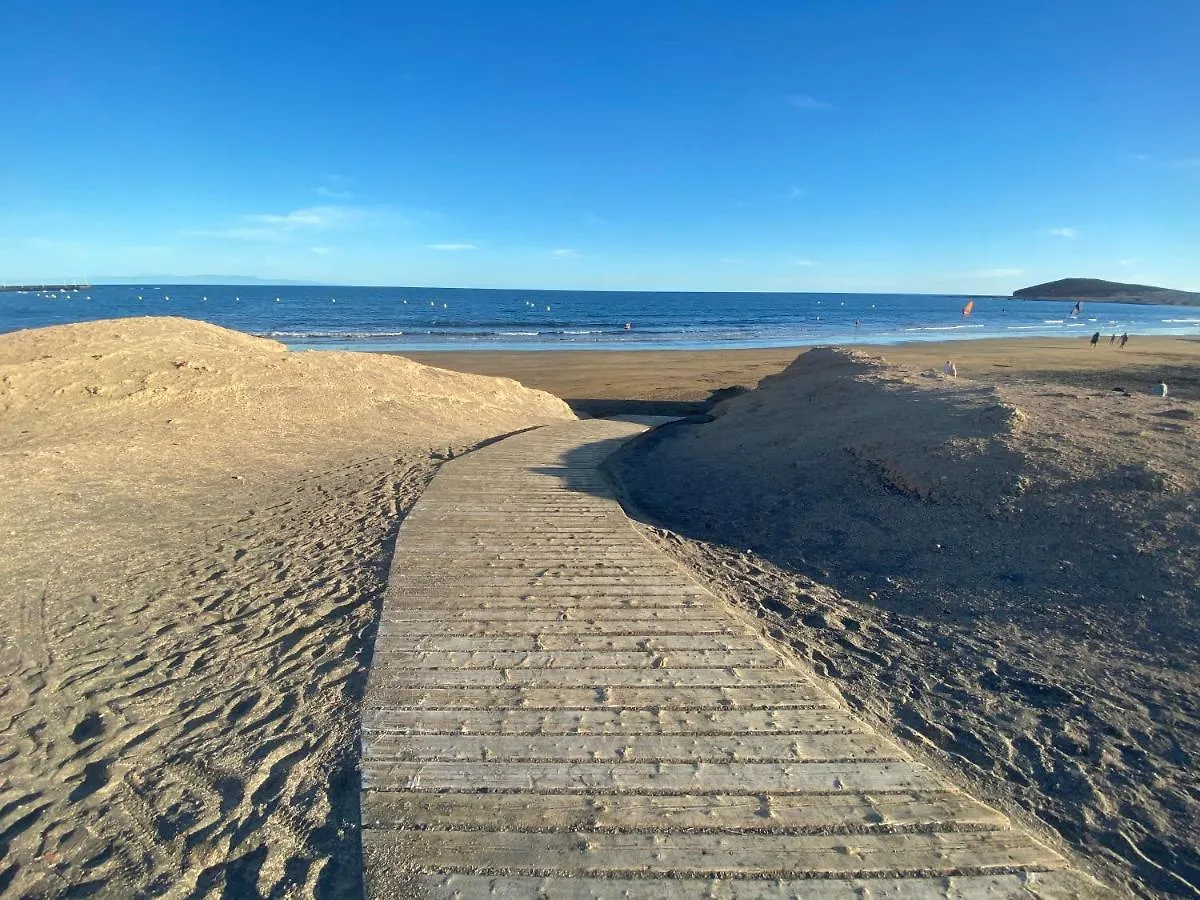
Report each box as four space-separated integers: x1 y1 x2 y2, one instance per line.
192 206 365 241
788 94 832 111
313 174 354 198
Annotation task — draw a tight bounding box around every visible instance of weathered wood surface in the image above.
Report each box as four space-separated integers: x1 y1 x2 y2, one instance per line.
401 872 1105 900
362 419 1109 898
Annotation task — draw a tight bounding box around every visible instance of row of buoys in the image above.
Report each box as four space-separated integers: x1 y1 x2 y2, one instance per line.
117 294 339 304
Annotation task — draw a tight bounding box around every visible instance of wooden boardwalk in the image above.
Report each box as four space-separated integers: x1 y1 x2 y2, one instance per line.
361 419 1105 898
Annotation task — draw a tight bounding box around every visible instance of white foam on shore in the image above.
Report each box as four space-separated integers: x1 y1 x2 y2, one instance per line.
902 324 985 332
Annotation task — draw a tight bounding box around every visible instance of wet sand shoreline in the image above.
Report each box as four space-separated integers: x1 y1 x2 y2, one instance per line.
400 335 1200 413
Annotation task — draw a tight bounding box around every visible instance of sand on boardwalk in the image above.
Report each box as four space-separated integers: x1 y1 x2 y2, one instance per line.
0 317 574 897
599 343 1199 900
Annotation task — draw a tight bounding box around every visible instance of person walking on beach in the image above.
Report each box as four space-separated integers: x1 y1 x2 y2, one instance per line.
1110 334 1117 345
1090 331 1100 347
1120 332 1129 349
943 360 957 378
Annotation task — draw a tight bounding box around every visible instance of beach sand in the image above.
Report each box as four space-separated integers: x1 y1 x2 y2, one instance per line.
0 318 574 897
406 335 1200 415
3 323 1197 898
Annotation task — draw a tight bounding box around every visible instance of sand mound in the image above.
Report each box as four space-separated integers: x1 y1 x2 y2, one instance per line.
1 316 572 469
0 317 574 897
612 347 1199 898
619 346 1196 637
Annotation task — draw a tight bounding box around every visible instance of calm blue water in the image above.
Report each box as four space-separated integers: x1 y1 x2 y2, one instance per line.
2 285 1198 351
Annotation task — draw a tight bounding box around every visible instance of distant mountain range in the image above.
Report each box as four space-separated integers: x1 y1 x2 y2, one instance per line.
1013 278 1200 306
91 275 330 286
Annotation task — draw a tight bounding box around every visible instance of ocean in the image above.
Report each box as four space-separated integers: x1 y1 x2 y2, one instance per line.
2 285 1197 352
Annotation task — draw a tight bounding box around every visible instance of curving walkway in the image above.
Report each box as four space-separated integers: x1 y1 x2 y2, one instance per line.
361 419 1106 898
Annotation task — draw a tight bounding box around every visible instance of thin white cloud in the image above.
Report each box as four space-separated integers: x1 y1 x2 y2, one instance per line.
194 228 284 242
248 206 358 227
1169 158 1200 169
313 174 354 198
792 258 819 267
1118 258 1139 266
309 246 331 255
193 205 366 242
549 248 579 258
787 186 806 200
788 94 832 111
1049 227 1079 239
427 242 476 251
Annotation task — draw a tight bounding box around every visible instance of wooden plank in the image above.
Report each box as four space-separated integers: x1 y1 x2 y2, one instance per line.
411 520 626 528
388 584 711 597
383 609 726 624
362 707 866 736
395 578 694 586
395 547 656 554
399 534 642 540
377 621 745 637
362 685 837 711
390 597 713 610
361 829 1062 876
363 790 1008 832
364 732 902 763
393 549 658 557
394 558 665 567
369 649 783 669
409 872 1107 900
394 567 684 578
368 667 815 689
361 760 940 794
389 634 767 652
402 527 636 535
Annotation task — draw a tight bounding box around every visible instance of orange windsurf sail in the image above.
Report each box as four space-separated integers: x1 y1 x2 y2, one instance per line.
962 300 974 316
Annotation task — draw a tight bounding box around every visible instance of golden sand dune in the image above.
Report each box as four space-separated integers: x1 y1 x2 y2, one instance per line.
610 347 1199 899
2 316 572 464
0 317 573 897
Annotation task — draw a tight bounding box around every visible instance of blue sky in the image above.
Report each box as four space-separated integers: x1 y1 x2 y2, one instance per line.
2 0 1197 292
